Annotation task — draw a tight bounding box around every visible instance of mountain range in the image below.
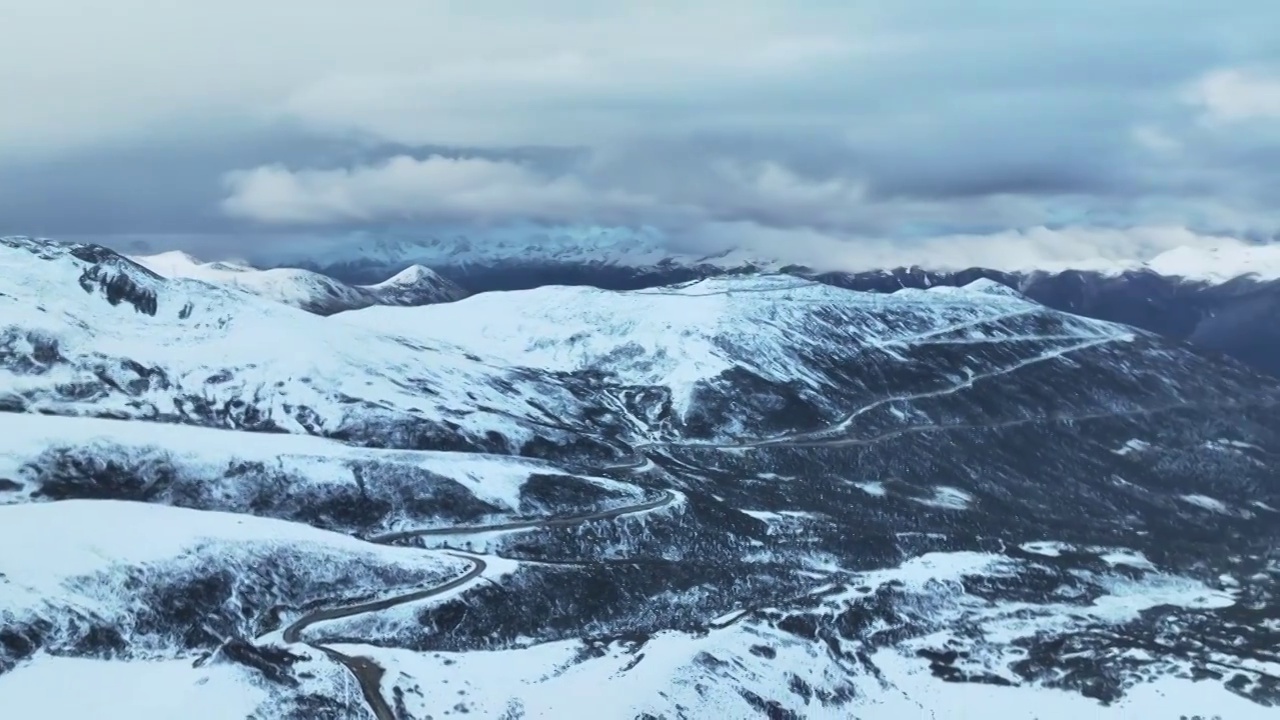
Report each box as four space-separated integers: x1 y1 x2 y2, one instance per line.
129 250 468 316
212 230 1280 378
0 234 1277 719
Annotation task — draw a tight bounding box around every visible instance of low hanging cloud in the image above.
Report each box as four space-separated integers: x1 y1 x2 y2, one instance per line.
688 223 1254 274
217 152 1045 240
1187 68 1280 123
220 154 884 232
221 155 665 226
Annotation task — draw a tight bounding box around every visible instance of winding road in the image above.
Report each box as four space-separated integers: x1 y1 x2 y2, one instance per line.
279 331 1224 718
278 483 674 720
366 490 675 544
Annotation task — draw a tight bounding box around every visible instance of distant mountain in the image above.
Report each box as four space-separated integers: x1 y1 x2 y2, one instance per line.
242 226 771 290
0 235 594 455
807 266 1280 378
243 231 1280 377
129 250 467 315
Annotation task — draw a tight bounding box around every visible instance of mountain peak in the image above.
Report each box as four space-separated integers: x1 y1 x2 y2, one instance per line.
1144 243 1280 283
360 264 468 304
960 277 1028 299
372 264 441 287
124 242 466 314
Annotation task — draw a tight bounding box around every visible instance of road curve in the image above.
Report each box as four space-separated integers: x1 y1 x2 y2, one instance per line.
366 489 676 544
281 484 674 720
282 553 488 645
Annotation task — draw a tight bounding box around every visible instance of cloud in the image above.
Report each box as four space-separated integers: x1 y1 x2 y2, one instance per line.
689 223 1255 274
1131 125 1183 154
1187 68 1280 123
218 153 1061 237
221 155 664 226
5 1 1280 260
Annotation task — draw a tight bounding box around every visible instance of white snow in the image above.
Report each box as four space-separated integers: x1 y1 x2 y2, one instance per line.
1018 542 1157 571
132 250 365 307
1114 438 1151 456
0 500 463 591
854 480 888 497
1144 242 1280 283
315 549 1253 719
129 250 462 312
342 272 1127 416
860 647 1275 719
0 237 576 445
0 413 642 515
740 509 819 522
956 278 1028 299
297 553 522 645
362 263 449 290
914 485 974 510
0 499 470 650
2 237 1144 450
1178 494 1231 513
0 655 267 720
1020 541 1069 557
1097 548 1156 571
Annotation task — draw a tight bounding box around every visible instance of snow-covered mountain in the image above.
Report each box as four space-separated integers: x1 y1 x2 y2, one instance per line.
0 412 651 535
2 235 1279 718
232 226 772 289
343 273 1272 444
129 250 467 315
0 499 480 717
809 265 1280 378
0 235 607 457
1142 242 1280 283
231 226 1280 288
223 229 1280 377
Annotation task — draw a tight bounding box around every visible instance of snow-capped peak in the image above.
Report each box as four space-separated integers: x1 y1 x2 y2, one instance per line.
1142 243 1280 284
365 264 444 288
960 278 1028 298
128 249 466 315
132 249 205 272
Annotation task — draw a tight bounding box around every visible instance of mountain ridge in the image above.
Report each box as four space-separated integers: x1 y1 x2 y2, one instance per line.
128 248 468 315
252 235 1280 379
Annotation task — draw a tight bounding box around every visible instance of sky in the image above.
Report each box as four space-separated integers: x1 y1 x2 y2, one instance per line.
2 1 1280 269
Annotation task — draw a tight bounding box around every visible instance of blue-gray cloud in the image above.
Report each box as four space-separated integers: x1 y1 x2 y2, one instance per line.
3 0 1280 259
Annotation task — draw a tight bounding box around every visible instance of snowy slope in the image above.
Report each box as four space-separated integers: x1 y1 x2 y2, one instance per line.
20 233 1254 453
0 499 468 620
341 272 1269 448
0 412 648 532
0 656 268 720
0 500 468 676
0 236 603 456
336 550 1269 719
1143 243 1280 283
345 274 1128 413
130 249 466 315
0 499 484 717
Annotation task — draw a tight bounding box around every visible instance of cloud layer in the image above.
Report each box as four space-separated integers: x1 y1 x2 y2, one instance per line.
4 1 1280 264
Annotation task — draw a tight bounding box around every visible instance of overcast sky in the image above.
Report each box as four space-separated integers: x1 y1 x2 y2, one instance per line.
2 1 1279 266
